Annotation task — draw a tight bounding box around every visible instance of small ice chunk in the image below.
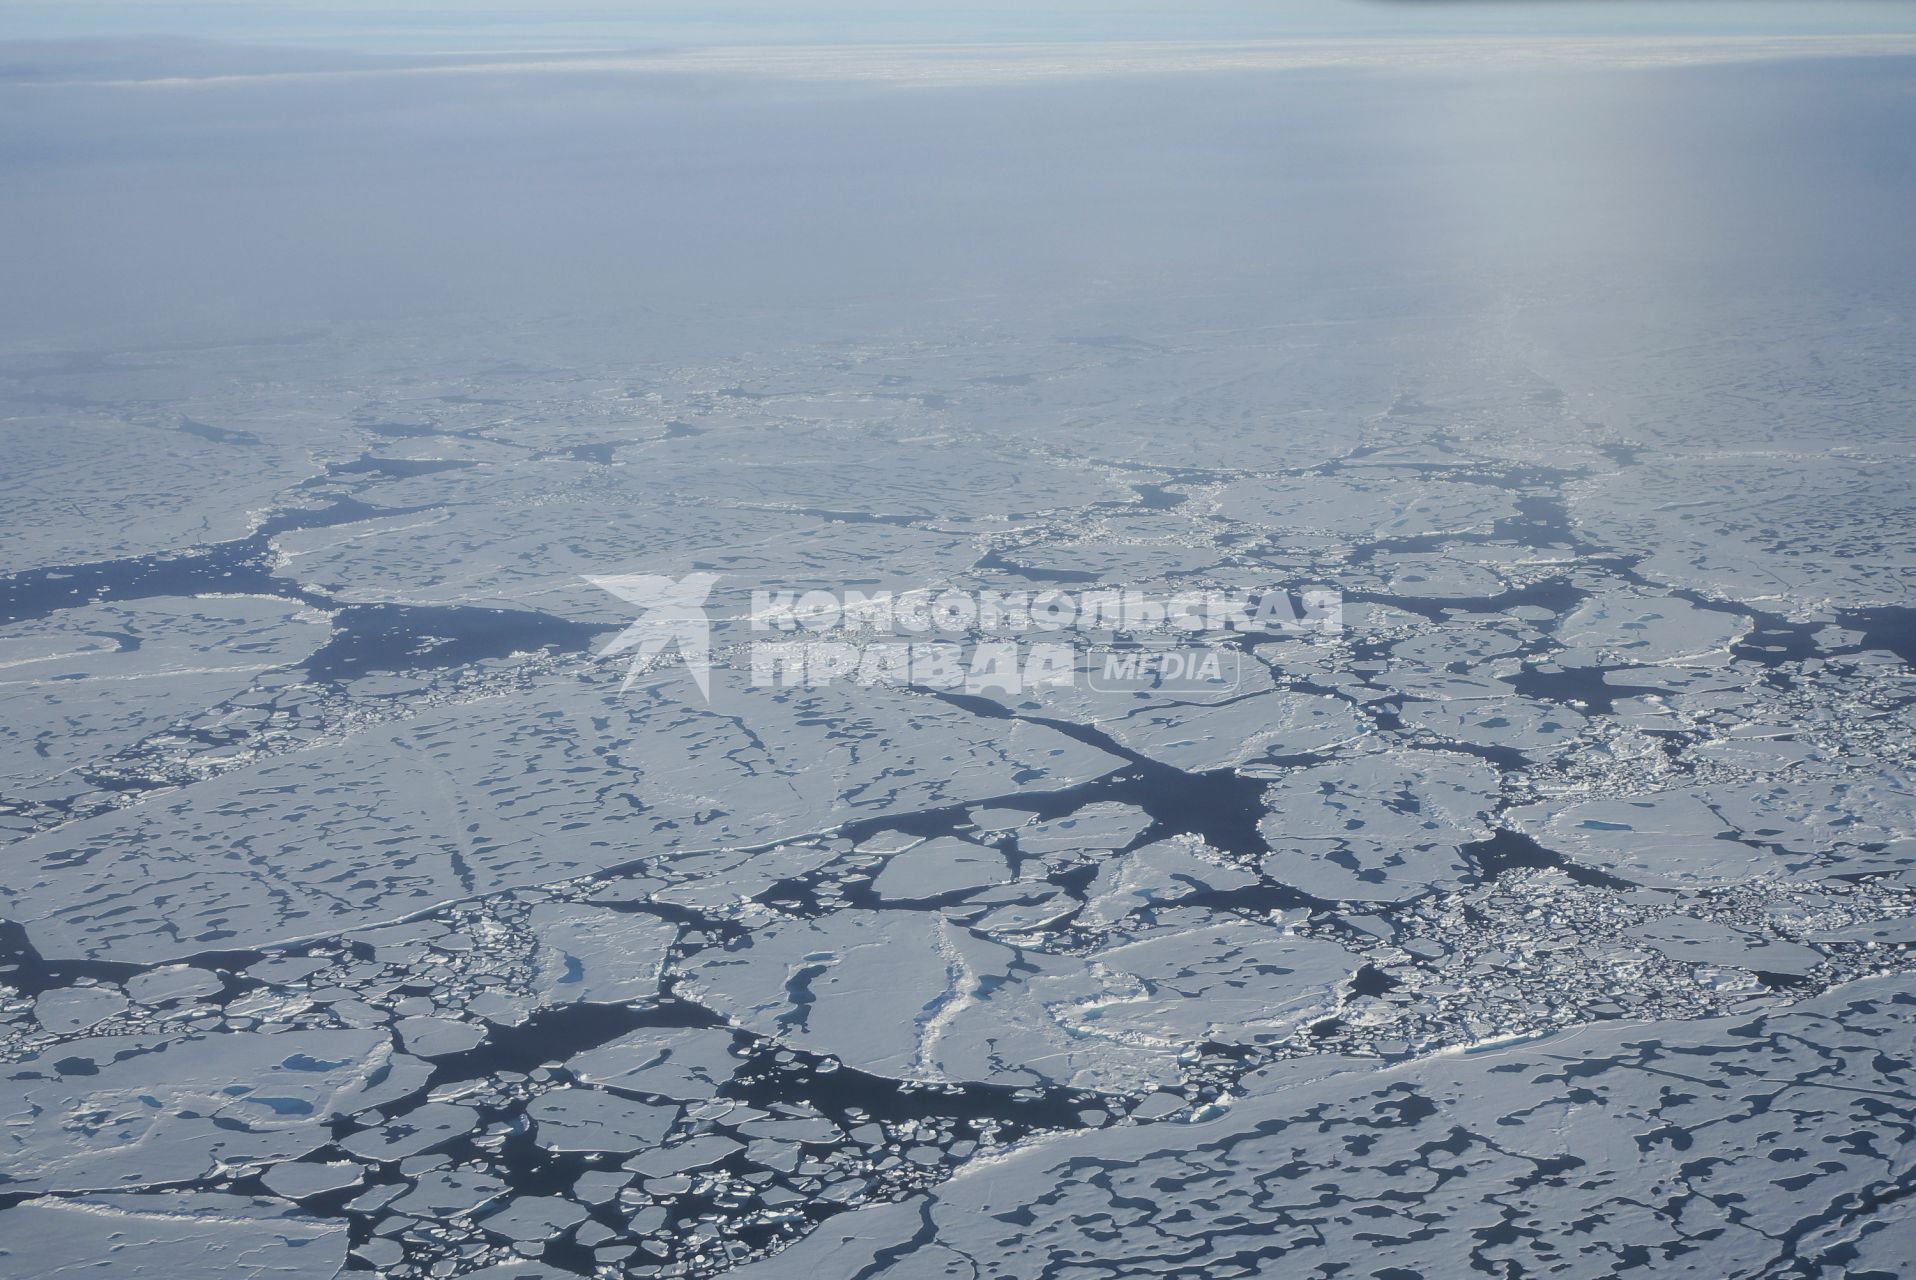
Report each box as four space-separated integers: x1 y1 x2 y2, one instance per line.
394 1016 488 1059
870 838 1013 901
388 1166 507 1218
528 1086 678 1153
528 902 679 1007
565 1025 740 1100
339 1102 480 1161
1014 802 1151 857
125 966 224 1007
476 1194 588 1241
33 986 128 1035
262 1161 364 1200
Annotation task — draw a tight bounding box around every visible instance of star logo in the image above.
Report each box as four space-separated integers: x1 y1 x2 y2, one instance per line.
586 572 720 697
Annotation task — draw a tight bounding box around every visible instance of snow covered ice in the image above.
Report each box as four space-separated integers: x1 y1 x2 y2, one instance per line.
4 17 1916 1280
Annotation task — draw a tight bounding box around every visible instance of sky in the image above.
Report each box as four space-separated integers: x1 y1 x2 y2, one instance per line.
2 1 1912 354
5 1 1916 50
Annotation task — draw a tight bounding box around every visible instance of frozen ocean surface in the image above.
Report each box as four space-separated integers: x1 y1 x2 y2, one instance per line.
2 29 1916 1280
